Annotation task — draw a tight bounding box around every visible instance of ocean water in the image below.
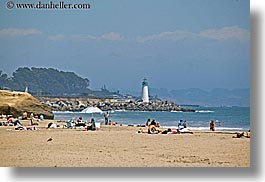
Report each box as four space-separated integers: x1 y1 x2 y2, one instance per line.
54 106 250 132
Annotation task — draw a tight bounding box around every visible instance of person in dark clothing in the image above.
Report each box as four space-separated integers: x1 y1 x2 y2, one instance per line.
86 118 96 131
151 119 156 126
13 119 22 126
210 120 215 131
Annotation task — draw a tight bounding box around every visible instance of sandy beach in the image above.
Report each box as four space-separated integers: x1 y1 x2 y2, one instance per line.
0 119 250 167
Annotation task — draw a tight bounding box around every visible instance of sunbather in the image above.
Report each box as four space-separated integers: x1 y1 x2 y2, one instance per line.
233 131 250 138
148 125 161 134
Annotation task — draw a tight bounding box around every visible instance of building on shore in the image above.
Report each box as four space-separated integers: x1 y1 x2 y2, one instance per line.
141 78 149 103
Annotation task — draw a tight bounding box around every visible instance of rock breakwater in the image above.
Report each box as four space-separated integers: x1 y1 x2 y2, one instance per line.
40 97 195 112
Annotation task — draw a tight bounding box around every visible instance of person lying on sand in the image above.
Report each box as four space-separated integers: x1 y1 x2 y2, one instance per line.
64 120 75 129
233 131 250 138
47 122 58 129
148 125 161 134
4 117 22 126
161 128 194 134
137 125 161 134
161 128 173 134
15 125 37 131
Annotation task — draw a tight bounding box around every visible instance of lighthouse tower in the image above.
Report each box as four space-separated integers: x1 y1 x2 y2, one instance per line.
25 86 28 93
141 78 149 103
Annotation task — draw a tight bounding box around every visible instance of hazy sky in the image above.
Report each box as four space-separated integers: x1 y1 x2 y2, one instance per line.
0 0 249 91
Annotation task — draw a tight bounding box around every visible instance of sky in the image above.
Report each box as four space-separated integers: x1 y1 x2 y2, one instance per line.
0 0 250 91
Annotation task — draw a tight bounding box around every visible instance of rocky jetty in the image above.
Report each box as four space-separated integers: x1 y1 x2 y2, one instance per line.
40 97 195 112
0 90 54 119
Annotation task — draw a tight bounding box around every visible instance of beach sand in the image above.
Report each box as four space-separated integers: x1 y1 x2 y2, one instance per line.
0 119 250 167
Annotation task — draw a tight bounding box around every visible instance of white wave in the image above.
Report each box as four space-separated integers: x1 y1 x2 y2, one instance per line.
195 110 214 113
52 111 75 114
170 110 183 113
114 109 126 112
188 126 245 131
159 126 246 132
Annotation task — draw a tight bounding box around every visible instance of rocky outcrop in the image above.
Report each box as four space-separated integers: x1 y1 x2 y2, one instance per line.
0 90 54 119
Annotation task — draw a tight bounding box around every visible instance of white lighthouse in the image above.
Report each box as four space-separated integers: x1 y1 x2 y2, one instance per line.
141 78 149 103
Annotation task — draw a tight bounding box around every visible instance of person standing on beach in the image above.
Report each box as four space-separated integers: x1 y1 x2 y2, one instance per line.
210 120 215 131
104 112 110 125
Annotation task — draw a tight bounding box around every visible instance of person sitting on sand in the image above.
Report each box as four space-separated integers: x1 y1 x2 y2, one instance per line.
91 119 96 131
30 113 34 119
77 116 83 123
151 119 156 126
178 120 184 126
39 114 44 121
86 118 96 131
156 122 161 127
210 120 215 131
75 117 86 127
111 121 118 126
22 112 27 120
177 120 185 131
146 118 151 126
30 118 39 126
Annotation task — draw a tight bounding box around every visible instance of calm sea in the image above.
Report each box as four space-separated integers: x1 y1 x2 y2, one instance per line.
54 106 250 132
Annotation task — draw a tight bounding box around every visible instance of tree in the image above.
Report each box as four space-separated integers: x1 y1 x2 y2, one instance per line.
2 67 91 96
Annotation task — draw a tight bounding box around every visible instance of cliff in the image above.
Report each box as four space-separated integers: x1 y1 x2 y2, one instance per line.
0 90 54 119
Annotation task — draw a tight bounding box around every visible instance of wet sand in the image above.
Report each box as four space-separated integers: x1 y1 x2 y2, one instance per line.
0 119 250 167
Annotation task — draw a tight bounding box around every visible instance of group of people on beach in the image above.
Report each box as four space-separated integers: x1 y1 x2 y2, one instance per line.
0 112 43 131
49 111 113 131
0 116 23 127
144 118 161 134
1 111 251 139
63 116 96 131
138 118 193 135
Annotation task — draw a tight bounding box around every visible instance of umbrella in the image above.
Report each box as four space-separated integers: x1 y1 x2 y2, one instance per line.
80 106 103 117
81 106 103 114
